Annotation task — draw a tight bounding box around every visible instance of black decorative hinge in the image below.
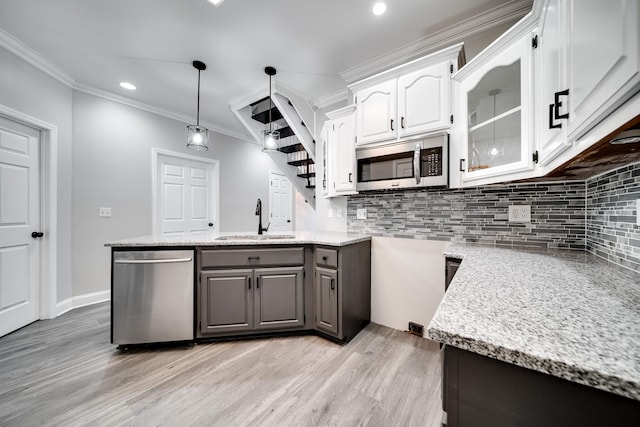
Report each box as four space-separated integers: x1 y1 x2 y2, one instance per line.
450 63 454 73
532 35 538 49
533 151 539 164
450 115 454 124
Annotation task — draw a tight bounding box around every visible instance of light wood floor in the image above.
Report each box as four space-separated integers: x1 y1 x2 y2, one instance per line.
0 303 443 427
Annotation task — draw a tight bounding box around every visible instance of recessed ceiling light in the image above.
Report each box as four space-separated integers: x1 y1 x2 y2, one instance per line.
206 0 224 7
373 2 387 16
119 82 136 90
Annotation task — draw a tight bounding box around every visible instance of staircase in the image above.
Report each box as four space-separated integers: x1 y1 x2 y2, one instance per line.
232 84 317 209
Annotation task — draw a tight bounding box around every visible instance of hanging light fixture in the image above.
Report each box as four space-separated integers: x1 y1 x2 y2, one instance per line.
261 66 280 152
186 60 209 151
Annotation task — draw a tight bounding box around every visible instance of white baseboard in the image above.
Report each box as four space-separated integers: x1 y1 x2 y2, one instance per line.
56 290 111 316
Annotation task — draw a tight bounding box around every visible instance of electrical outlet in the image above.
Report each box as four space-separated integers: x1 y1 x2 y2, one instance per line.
337 208 343 218
509 205 531 222
357 208 367 220
98 207 112 218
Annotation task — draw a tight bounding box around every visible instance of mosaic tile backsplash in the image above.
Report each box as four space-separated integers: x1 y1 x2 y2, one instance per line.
586 162 640 272
347 162 640 271
347 182 587 250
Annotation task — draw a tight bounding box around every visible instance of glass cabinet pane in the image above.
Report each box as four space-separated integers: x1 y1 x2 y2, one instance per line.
467 60 521 171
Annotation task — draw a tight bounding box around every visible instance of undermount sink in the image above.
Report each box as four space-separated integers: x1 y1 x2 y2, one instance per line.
215 234 296 241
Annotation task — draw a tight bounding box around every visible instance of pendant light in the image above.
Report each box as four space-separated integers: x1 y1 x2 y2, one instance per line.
186 60 209 151
261 66 280 152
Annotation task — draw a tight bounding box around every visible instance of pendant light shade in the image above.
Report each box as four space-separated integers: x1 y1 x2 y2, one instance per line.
261 66 280 152
187 60 209 151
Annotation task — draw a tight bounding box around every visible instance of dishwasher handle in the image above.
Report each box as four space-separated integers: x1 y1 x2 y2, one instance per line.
114 258 192 265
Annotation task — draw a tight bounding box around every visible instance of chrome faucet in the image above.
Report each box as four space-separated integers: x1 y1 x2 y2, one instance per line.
255 198 269 235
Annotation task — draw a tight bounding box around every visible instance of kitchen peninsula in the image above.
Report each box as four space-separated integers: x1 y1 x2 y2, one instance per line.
106 232 371 345
428 243 640 426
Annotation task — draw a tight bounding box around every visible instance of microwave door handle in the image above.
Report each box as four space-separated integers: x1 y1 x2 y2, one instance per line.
414 144 421 184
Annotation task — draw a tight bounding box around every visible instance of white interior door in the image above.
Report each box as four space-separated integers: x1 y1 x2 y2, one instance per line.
155 151 219 237
269 170 293 233
0 116 40 337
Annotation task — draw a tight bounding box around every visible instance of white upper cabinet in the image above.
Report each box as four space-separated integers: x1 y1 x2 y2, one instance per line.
454 31 536 186
565 0 639 140
350 43 464 146
535 0 639 171
397 62 450 138
355 79 397 145
323 106 357 197
535 0 570 166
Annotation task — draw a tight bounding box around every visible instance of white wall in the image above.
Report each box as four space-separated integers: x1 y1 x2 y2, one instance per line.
72 91 280 297
0 46 73 304
370 238 450 332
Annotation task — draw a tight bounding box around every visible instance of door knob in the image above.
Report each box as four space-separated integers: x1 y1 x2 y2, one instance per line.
208 223 214 227
31 231 44 238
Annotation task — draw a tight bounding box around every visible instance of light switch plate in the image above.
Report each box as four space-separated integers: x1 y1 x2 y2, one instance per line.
99 207 112 218
357 208 367 220
509 205 531 222
337 208 343 218
637 199 640 226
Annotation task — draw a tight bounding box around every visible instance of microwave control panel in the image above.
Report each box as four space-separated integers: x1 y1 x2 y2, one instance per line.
421 147 443 177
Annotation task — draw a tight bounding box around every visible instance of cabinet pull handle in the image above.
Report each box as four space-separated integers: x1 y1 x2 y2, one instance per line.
348 173 352 183
390 119 394 131
322 256 328 261
549 104 562 129
554 89 569 120
248 278 251 289
401 117 405 129
459 159 466 172
248 256 260 262
330 278 335 290
256 277 260 289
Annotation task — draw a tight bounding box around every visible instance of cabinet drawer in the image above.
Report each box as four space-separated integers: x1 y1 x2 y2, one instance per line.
201 248 304 268
315 248 338 268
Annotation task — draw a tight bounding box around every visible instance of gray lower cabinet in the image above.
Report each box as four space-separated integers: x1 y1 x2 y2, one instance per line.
315 267 338 334
313 242 371 342
200 266 304 335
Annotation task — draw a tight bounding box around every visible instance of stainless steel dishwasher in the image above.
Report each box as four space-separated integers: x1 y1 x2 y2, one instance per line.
112 250 194 345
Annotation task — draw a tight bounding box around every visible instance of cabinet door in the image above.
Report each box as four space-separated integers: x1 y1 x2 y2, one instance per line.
536 0 571 166
566 0 639 140
254 267 304 330
460 35 535 184
201 269 253 334
332 113 357 193
356 79 397 145
315 267 338 335
320 124 330 197
398 62 450 137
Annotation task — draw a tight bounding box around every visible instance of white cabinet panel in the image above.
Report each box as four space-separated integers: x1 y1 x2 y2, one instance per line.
355 79 397 145
398 62 450 137
566 0 639 140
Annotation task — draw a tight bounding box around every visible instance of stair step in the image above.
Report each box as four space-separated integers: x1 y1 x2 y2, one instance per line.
305 185 315 189
297 172 316 179
250 97 283 124
287 158 315 167
278 126 295 139
278 143 306 153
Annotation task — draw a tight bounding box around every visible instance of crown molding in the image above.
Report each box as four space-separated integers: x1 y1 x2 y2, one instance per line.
0 27 76 87
74 82 252 142
339 0 532 85
312 88 350 111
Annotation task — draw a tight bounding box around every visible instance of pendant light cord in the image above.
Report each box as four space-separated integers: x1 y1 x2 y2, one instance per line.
268 74 272 132
196 69 201 128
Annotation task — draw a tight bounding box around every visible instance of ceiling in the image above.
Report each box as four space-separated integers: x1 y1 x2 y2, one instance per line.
0 0 532 140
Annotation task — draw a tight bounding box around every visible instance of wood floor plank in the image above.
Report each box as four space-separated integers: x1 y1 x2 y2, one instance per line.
0 303 443 427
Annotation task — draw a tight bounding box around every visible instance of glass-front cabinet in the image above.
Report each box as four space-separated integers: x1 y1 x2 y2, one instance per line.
454 32 536 185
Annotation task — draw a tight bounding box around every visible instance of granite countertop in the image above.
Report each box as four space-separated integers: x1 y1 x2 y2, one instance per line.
427 243 640 401
105 231 371 248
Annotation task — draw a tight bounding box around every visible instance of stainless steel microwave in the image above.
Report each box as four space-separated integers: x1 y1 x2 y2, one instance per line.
356 132 448 191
